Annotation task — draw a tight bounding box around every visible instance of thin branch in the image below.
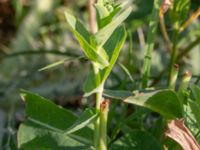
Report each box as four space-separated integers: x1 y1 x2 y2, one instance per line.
137 27 145 49
176 37 200 61
160 16 172 52
0 50 80 60
179 7 200 32
88 0 97 34
151 37 200 86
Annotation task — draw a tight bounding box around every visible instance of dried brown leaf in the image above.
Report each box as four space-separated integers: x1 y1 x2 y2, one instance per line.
165 119 200 150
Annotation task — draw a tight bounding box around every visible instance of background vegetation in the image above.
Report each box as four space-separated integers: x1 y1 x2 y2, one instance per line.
0 0 200 149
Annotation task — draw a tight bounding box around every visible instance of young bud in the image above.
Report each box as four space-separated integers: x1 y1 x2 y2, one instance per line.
179 71 192 92
169 64 179 90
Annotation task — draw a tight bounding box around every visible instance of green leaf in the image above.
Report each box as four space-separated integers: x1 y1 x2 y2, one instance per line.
18 123 90 150
38 56 84 71
83 70 104 97
103 89 133 100
101 26 127 82
20 90 76 130
173 0 190 23
94 6 131 47
83 26 127 96
65 12 109 69
65 12 90 43
190 84 200 106
124 90 158 106
188 99 200 129
124 90 182 119
151 117 165 140
110 130 162 150
18 90 94 149
64 108 99 135
119 63 134 82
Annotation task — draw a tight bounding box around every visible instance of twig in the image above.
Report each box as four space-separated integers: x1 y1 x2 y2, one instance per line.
176 37 200 61
179 7 200 32
160 16 172 52
168 27 179 85
0 50 80 60
88 0 97 34
137 27 145 49
151 37 200 86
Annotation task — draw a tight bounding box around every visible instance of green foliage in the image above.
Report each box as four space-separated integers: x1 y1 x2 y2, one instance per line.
65 12 109 69
95 2 123 29
13 0 200 149
18 80 185 148
190 84 200 106
170 0 190 24
110 130 163 150
188 100 200 129
188 84 200 129
65 2 131 97
124 90 182 119
103 89 133 100
94 6 131 47
18 91 97 149
84 26 127 96
18 1 132 149
104 86 184 142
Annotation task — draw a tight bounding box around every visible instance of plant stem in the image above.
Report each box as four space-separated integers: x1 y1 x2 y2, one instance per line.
93 64 103 148
142 0 162 88
99 100 109 150
93 61 104 149
128 30 133 68
87 0 103 148
160 16 172 52
94 89 103 148
137 28 145 49
168 23 179 85
168 64 179 90
88 0 97 34
179 7 200 32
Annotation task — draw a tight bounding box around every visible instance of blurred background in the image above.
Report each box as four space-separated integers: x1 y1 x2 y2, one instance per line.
0 0 199 149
